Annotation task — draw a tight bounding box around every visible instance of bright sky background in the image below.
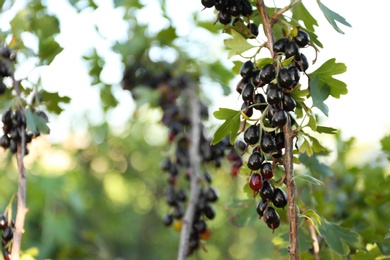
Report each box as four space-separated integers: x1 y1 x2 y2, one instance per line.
2 0 390 161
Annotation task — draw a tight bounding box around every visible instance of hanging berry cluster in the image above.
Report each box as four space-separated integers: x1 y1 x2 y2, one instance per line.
235 28 311 232
0 46 49 155
0 215 13 260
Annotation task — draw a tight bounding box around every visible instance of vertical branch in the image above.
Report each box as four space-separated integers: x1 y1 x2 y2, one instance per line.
257 1 300 258
177 85 202 260
10 72 27 260
283 118 299 260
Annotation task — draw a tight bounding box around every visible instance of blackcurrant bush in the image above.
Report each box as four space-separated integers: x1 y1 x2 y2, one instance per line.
272 187 287 209
273 38 288 53
260 162 273 180
260 132 276 154
249 173 263 192
271 109 288 128
294 30 310 48
266 84 282 105
278 68 295 89
240 60 255 80
284 40 300 60
247 151 264 170
259 179 274 200
283 94 296 112
260 64 275 84
244 124 260 145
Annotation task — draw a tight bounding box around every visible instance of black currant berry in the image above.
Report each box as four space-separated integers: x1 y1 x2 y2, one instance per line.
218 11 232 25
193 219 207 233
284 40 300 60
260 132 276 154
240 60 255 80
0 215 7 229
241 82 254 103
176 188 187 202
241 102 253 117
247 23 259 38
203 204 216 220
272 187 287 209
256 198 268 218
275 132 285 149
273 38 288 53
214 0 227 11
228 3 242 16
254 93 267 111
294 30 310 48
263 206 280 231
241 0 253 16
173 203 185 219
206 187 219 202
260 162 273 180
283 94 296 112
271 109 288 128
165 185 177 206
260 64 276 84
266 84 282 105
2 226 13 241
201 0 215 8
162 213 174 226
297 53 309 72
244 124 260 145
288 66 300 85
278 68 295 89
0 134 10 149
249 173 263 192
247 151 264 170
259 179 274 200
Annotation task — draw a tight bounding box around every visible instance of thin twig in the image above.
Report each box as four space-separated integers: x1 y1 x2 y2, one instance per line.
308 221 321 260
177 85 202 260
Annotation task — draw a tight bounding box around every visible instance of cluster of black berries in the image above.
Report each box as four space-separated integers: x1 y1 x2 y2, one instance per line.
0 215 13 260
235 28 311 231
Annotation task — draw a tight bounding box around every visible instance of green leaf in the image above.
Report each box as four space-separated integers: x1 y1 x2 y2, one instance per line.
307 114 317 131
318 219 360 256
212 108 241 145
293 174 324 186
309 58 348 99
156 26 177 46
310 75 329 116
42 91 71 115
224 29 256 58
38 37 63 65
308 135 328 153
256 58 274 69
31 14 60 39
299 209 322 228
316 125 338 134
299 153 333 177
380 135 390 153
25 108 50 134
298 136 313 156
317 1 352 34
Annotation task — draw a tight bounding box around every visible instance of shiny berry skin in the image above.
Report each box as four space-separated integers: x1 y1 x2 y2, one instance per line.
283 94 296 112
2 226 13 241
214 0 227 11
244 124 260 145
240 60 255 79
260 162 273 180
288 66 300 85
247 151 264 170
297 53 309 71
260 132 276 154
176 188 187 202
278 68 295 89
256 198 268 217
162 213 174 226
228 3 241 16
173 203 185 219
218 11 232 25
165 185 177 206
260 64 276 84
275 132 285 149
206 187 219 202
241 102 253 117
284 40 300 60
254 93 267 111
294 30 310 48
248 23 259 38
266 84 282 105
241 0 253 16
241 82 254 103
273 38 288 53
0 134 10 149
201 0 215 8
204 204 216 220
259 179 274 200
263 206 280 231
0 215 7 230
272 187 288 209
249 173 263 192
271 109 288 128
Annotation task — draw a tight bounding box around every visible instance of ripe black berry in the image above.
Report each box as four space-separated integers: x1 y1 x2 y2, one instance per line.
260 64 275 84
278 68 295 89
162 213 174 226
241 82 254 103
271 109 288 128
294 30 310 48
203 204 216 220
283 94 296 112
260 132 276 154
254 93 267 111
284 40 300 60
256 198 268 217
247 23 259 38
273 38 288 53
263 206 280 231
247 151 264 170
218 11 232 25
259 179 274 200
297 53 309 72
240 60 255 79
260 162 273 180
244 124 260 145
275 132 285 149
0 215 7 230
266 84 282 105
272 187 287 209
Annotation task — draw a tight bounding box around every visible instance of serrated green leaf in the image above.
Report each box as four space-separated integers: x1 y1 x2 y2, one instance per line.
26 108 50 134
310 75 329 116
318 219 360 256
38 37 63 65
293 174 324 185
307 114 317 131
380 135 390 153
299 209 322 227
317 1 351 34
256 58 274 69
316 125 338 134
298 136 313 156
41 91 71 115
212 108 241 145
309 58 347 99
224 29 256 58
308 135 327 153
31 14 60 39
